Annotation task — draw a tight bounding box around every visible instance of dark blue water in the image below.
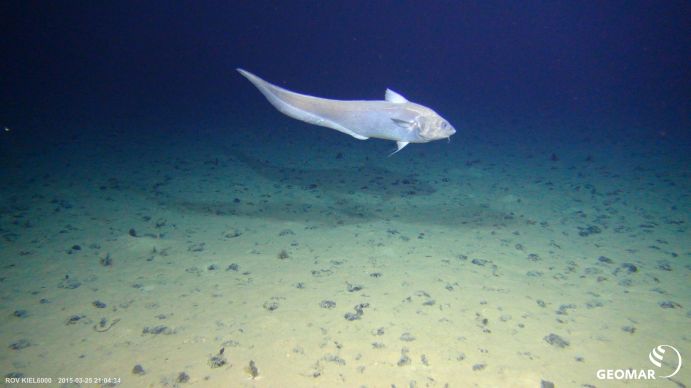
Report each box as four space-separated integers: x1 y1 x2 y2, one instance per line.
2 1 689 146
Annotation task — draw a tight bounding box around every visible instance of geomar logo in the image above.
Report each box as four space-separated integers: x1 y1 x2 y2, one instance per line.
649 345 682 378
596 344 682 380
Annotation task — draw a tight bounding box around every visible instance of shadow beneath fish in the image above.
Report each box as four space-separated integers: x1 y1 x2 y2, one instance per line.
161 149 513 228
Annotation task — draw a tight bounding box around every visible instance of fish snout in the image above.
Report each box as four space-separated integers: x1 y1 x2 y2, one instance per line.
443 122 456 138
421 119 456 142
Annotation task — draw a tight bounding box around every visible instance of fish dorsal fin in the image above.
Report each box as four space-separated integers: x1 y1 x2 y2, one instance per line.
385 89 408 103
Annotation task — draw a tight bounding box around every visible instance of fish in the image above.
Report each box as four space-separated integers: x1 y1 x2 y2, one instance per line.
237 69 455 154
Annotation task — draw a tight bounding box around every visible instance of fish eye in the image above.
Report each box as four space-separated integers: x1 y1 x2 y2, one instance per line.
441 122 447 128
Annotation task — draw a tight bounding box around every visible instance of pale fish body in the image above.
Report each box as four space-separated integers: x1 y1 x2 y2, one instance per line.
237 69 455 154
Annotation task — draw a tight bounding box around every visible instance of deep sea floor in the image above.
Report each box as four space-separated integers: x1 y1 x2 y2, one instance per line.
0 123 688 387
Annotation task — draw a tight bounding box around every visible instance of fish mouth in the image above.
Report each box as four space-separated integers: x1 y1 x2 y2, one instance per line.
420 131 455 142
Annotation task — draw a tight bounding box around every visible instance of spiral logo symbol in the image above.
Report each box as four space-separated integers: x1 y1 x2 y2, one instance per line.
649 345 682 378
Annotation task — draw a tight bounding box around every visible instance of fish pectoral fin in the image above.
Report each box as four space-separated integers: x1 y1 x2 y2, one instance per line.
391 118 416 130
385 89 409 103
388 141 410 157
